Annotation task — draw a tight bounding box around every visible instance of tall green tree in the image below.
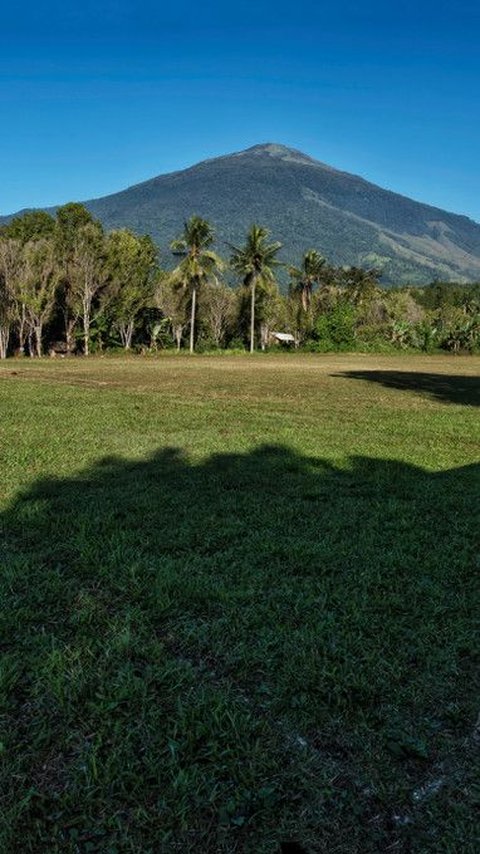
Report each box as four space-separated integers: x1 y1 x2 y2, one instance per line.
289 249 328 312
55 203 93 247
70 222 107 356
170 216 223 354
200 281 236 348
155 275 188 350
106 231 158 350
21 238 58 357
230 225 282 353
0 238 22 358
1 210 55 244
1 212 57 355
54 203 95 353
337 266 381 307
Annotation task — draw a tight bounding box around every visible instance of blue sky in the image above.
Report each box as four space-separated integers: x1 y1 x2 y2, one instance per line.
1 0 480 219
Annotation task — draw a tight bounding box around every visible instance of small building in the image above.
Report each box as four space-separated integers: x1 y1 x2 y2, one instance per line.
270 331 296 346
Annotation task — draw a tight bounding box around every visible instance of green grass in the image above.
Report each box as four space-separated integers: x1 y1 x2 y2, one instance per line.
0 353 479 852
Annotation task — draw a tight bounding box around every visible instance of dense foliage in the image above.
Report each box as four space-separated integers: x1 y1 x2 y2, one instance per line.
1 206 480 356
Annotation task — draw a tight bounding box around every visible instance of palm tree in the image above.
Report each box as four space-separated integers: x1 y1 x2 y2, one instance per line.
337 266 381 307
230 225 282 352
289 249 327 311
170 216 223 353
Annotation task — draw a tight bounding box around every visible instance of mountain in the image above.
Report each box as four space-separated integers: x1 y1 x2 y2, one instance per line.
4 143 480 285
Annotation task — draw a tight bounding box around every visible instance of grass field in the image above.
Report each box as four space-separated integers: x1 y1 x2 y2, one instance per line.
0 353 479 853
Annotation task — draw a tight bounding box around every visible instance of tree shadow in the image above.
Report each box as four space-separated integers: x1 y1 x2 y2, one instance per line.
1 446 479 852
334 370 480 407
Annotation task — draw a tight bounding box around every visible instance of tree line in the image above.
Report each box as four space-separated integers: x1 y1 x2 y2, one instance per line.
1 204 479 358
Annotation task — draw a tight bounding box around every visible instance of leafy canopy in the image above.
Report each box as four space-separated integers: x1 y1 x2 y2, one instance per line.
169 215 223 291
230 224 282 285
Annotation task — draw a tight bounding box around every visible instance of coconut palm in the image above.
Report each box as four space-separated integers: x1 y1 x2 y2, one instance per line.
289 249 327 312
230 225 282 353
336 266 381 306
170 216 222 353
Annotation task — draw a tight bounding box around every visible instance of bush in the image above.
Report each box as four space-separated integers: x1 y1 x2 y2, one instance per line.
311 301 356 351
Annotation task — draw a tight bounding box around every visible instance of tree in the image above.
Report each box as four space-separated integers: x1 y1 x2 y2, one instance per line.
257 280 282 350
170 216 223 354
155 275 188 350
21 238 58 357
70 222 107 356
314 299 356 351
54 203 95 353
289 249 328 312
0 238 22 358
106 231 158 350
1 210 55 244
336 266 381 307
55 203 93 246
230 225 282 353
437 304 480 353
0 213 57 356
201 281 236 348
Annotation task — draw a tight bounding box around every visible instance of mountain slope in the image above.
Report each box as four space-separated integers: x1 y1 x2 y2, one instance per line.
4 143 480 284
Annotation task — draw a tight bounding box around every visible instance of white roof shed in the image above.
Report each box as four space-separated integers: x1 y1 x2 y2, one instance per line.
271 332 296 343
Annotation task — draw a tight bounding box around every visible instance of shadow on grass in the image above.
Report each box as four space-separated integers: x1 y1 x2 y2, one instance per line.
1 446 479 852
335 370 480 407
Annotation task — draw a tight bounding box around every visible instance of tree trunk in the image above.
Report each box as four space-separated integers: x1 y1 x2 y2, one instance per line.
260 322 268 351
34 324 43 358
119 321 134 350
65 318 76 355
125 320 134 350
83 314 90 356
0 324 9 359
175 326 183 351
18 304 27 356
189 286 197 354
301 286 308 313
250 277 256 353
83 289 92 356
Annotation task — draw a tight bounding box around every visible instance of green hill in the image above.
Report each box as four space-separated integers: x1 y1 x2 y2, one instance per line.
4 143 480 284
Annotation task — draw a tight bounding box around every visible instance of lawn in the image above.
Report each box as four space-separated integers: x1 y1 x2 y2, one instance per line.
0 353 479 853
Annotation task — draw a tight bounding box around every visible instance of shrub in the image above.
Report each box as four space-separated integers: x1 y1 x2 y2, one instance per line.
312 301 356 351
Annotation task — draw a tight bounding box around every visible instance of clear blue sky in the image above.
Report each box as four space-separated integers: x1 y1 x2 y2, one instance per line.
2 0 480 220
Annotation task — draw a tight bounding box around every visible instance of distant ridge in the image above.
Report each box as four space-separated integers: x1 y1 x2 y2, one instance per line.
3 142 480 285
